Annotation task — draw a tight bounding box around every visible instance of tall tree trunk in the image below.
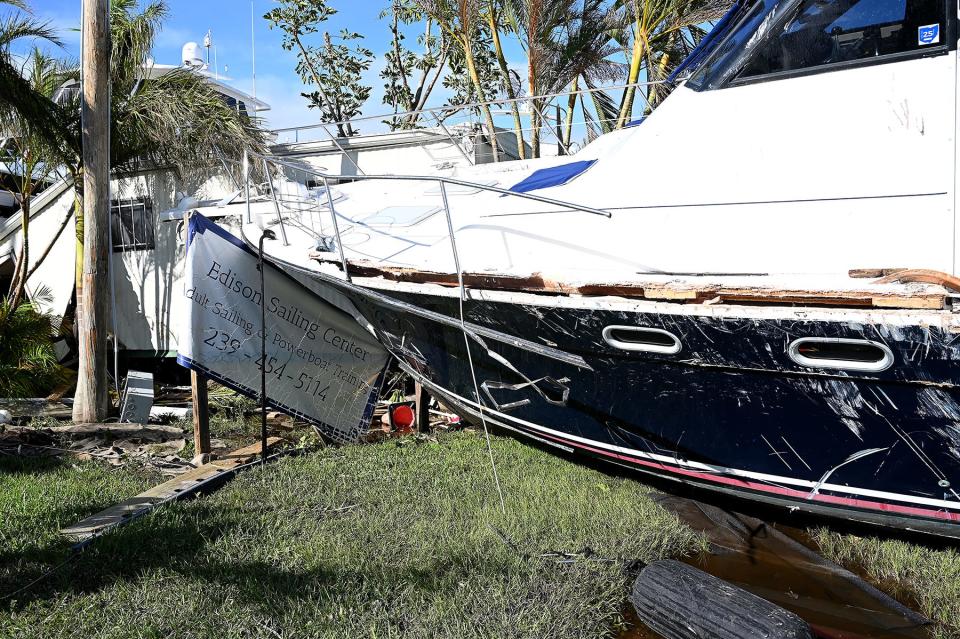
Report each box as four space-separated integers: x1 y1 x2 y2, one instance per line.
487 9 525 160
528 66 540 158
74 0 111 422
9 195 29 309
563 76 578 148
73 181 83 303
462 38 499 163
617 24 645 129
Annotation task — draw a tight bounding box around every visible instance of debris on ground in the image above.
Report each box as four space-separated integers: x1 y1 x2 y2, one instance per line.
0 421 194 475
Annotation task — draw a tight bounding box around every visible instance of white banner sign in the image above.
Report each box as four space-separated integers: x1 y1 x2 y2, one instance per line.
177 213 388 443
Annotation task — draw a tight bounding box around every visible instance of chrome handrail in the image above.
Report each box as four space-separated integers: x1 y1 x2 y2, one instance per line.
251 153 611 218
271 79 667 137
261 158 289 246
249 151 611 286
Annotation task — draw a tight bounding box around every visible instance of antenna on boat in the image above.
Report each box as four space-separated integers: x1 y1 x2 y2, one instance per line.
251 0 257 103
203 30 211 66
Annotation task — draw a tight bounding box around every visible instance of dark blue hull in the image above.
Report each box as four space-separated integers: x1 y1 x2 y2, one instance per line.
292 265 960 538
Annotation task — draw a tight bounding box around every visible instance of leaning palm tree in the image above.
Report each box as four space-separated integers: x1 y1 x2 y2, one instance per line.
484 0 525 159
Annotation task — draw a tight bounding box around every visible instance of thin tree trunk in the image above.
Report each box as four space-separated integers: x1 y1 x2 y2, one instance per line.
563 76 578 148
9 195 29 309
292 32 346 136
74 0 111 422
617 24 645 129
462 39 499 163
487 8 525 159
528 66 540 158
8 199 25 300
408 20 440 127
412 42 449 126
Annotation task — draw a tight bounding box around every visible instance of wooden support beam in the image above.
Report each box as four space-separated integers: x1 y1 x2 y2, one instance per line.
415 382 431 433
191 370 211 462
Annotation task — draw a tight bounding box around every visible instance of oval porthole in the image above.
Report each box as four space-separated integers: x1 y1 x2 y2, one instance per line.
787 338 893 373
602 325 682 354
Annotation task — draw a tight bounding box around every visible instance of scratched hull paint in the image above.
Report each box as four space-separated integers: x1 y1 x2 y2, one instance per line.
314 279 960 538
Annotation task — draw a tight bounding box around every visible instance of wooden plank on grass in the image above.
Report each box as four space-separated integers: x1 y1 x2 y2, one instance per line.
60 437 282 541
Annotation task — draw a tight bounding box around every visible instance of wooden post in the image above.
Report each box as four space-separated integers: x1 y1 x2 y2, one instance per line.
191 370 211 462
73 0 111 423
415 382 431 433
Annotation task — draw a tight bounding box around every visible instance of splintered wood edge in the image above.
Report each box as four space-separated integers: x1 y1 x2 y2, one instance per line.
311 257 947 310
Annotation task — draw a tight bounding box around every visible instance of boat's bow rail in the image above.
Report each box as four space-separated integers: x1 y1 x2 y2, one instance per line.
244 150 612 294
239 154 959 315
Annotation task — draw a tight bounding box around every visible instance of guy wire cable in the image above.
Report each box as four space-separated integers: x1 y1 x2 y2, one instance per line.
439 181 506 515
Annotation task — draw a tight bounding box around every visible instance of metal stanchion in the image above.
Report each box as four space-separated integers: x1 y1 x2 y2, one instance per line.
258 228 277 464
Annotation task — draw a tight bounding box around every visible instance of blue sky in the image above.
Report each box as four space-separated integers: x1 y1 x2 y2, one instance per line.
27 0 529 133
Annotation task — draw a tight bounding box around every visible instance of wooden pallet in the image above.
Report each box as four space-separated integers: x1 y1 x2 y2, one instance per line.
60 438 282 542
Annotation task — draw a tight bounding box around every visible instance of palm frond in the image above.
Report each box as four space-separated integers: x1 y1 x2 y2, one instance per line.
0 12 60 48
112 66 267 178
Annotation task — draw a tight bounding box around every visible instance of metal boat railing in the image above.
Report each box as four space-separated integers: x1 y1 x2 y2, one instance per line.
270 80 667 161
244 150 612 297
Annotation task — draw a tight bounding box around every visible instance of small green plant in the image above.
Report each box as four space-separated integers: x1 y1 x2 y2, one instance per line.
0 299 67 397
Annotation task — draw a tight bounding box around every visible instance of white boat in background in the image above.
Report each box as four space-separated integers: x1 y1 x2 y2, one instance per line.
0 40 508 365
215 0 960 537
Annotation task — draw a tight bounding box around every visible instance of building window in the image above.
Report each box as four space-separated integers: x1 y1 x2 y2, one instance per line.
736 0 947 80
111 198 155 252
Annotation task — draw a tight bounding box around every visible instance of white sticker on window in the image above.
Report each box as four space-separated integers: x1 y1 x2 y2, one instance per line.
918 24 940 46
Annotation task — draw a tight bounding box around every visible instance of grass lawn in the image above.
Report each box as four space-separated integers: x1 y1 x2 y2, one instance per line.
812 529 960 639
0 429 704 639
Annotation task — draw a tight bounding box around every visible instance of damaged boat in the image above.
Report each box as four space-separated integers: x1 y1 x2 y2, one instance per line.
224 0 960 536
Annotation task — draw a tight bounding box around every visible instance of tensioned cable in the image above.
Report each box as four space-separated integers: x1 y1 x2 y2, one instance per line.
438 181 506 515
461 301 507 516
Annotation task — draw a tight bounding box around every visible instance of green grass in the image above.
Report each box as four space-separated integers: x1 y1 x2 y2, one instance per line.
812 528 960 639
0 430 704 639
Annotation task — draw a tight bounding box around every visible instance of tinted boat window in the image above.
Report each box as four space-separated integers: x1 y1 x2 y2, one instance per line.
737 0 946 79
687 0 798 90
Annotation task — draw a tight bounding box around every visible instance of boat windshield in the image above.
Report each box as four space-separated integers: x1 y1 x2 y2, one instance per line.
687 0 948 90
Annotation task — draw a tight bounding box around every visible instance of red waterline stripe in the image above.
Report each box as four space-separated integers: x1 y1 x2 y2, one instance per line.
523 426 960 523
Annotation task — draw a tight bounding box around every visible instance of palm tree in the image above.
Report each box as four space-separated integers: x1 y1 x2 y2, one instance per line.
614 0 728 128
61 0 266 282
504 0 576 158
552 0 625 147
417 0 501 161
4 48 75 310
107 0 266 177
484 0 525 159
0 295 67 397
